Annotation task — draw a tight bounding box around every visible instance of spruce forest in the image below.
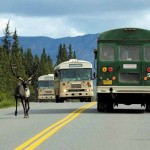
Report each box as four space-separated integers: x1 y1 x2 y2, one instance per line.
0 21 76 108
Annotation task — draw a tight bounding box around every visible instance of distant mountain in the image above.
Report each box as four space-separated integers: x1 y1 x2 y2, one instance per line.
0 33 99 66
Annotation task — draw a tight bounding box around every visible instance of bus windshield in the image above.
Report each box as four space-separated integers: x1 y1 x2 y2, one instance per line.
38 81 54 88
60 68 92 81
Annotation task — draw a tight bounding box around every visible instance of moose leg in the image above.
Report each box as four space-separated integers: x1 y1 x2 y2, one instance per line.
21 98 26 118
15 96 18 116
25 98 29 118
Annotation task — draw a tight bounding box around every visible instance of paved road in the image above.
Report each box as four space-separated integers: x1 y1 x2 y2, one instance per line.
0 102 150 150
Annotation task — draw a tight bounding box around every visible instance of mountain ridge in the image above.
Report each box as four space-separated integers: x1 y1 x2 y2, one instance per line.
0 33 99 65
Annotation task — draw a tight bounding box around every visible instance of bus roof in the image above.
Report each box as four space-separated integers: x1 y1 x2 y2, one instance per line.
38 74 54 81
54 59 92 70
98 28 150 42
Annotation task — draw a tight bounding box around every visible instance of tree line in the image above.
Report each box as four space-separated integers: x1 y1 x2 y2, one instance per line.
0 21 76 107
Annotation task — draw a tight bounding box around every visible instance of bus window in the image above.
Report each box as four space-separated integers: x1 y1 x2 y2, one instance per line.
38 80 54 88
144 47 150 61
100 46 115 61
60 68 92 81
119 73 140 83
120 46 140 61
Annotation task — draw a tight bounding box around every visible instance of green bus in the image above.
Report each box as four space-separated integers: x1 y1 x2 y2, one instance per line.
94 28 150 112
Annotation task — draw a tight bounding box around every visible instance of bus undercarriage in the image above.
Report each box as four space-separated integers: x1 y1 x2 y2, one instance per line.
97 92 150 112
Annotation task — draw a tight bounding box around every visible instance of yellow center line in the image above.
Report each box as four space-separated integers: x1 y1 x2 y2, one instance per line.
15 102 96 150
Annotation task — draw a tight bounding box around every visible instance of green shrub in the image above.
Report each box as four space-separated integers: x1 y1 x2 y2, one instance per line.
0 92 15 109
0 99 15 109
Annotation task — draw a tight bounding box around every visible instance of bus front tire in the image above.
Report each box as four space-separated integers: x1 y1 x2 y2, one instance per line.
56 96 59 103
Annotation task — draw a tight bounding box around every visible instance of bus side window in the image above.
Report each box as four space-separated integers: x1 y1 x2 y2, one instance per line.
145 47 150 61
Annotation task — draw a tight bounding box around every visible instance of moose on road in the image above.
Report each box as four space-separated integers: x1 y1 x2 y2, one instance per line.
11 63 38 118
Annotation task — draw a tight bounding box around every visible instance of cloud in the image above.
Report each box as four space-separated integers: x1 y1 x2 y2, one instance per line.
1 0 150 38
0 14 85 38
0 18 15 36
1 0 150 17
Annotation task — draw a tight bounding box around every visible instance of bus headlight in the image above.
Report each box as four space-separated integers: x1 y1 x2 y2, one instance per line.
85 89 90 92
64 89 67 92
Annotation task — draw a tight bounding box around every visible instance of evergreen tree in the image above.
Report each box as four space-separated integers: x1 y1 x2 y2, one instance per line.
11 29 25 79
0 46 12 94
73 50 77 59
68 44 73 59
62 44 68 62
2 20 12 54
24 48 34 78
56 44 63 65
56 43 68 65
38 48 50 75
33 54 40 76
0 46 7 93
34 54 40 65
12 29 19 53
47 55 53 73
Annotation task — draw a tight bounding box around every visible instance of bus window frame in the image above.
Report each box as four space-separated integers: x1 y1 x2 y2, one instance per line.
144 46 150 61
100 45 115 61
119 45 141 61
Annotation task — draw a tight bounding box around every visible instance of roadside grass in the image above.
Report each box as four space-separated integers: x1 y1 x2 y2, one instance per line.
0 99 15 109
0 92 15 109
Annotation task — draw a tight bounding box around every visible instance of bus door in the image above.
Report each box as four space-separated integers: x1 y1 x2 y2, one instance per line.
118 46 141 85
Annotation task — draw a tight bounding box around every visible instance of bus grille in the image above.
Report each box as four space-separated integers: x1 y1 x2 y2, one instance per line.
71 84 81 88
68 89 85 92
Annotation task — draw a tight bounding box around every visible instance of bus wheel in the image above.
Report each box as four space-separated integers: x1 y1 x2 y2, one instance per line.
106 103 114 112
59 98 64 103
56 96 59 103
97 94 105 112
146 103 150 112
80 98 84 102
97 101 105 112
87 97 92 102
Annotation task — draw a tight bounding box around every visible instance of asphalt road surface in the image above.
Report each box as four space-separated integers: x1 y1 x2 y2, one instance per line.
0 102 150 150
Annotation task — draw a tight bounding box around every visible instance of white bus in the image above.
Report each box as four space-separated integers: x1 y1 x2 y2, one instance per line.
36 74 55 101
54 59 94 102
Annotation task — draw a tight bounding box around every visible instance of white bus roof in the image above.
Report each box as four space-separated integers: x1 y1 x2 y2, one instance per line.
38 74 54 81
54 59 92 70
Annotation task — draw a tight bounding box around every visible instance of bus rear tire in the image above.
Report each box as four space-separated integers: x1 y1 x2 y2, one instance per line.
97 94 105 112
146 103 150 112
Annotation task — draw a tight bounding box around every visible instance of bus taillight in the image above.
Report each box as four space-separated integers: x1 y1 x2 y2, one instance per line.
108 67 113 72
147 67 150 72
112 76 116 80
102 67 107 72
144 76 148 80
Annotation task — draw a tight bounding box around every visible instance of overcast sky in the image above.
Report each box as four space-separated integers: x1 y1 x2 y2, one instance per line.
0 0 150 38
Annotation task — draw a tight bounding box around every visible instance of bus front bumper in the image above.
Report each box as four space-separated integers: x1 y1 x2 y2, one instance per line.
59 92 94 98
38 95 56 100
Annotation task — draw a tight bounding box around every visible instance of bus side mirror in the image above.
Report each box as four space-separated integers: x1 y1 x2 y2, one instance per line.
93 72 97 78
94 49 97 59
55 71 59 77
